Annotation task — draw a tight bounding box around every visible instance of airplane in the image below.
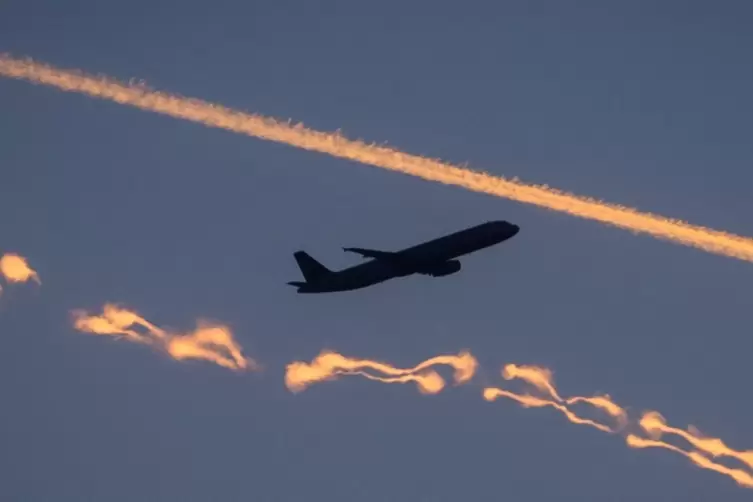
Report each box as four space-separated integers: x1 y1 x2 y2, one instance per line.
287 220 520 293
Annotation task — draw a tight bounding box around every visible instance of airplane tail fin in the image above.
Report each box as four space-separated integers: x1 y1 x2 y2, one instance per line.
293 251 332 282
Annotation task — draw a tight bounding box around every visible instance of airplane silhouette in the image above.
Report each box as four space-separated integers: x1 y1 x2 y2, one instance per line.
287 220 519 293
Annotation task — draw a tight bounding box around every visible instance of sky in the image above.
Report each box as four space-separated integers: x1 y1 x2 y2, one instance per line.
2 1 753 501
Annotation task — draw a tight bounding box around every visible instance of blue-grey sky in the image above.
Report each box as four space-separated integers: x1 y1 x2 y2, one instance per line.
2 1 753 500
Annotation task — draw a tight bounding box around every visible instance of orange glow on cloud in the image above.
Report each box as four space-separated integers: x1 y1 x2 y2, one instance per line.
0 253 40 285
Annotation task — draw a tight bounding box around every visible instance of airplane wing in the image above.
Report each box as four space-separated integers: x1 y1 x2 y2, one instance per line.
416 259 461 277
344 248 461 277
342 247 397 260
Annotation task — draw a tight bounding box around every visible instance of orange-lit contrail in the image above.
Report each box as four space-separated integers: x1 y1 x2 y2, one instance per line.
483 364 627 434
626 435 753 489
624 411 753 488
72 303 257 371
485 362 752 489
2 55 753 263
0 253 40 285
285 350 477 394
637 411 753 470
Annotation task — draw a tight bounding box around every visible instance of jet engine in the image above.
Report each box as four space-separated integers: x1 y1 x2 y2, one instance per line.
426 259 461 277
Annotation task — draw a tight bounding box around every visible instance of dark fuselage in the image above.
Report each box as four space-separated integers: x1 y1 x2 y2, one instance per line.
289 220 519 293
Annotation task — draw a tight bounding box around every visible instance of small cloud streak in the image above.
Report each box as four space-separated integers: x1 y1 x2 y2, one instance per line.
285 350 477 394
0 252 40 285
72 303 258 371
483 364 627 434
484 362 752 490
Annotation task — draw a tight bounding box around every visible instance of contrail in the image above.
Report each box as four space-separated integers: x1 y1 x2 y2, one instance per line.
625 410 753 488
636 410 753 470
68 308 753 492
626 436 753 489
482 362 753 490
72 303 258 371
483 363 628 434
285 349 477 394
287 351 753 489
2 54 753 263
